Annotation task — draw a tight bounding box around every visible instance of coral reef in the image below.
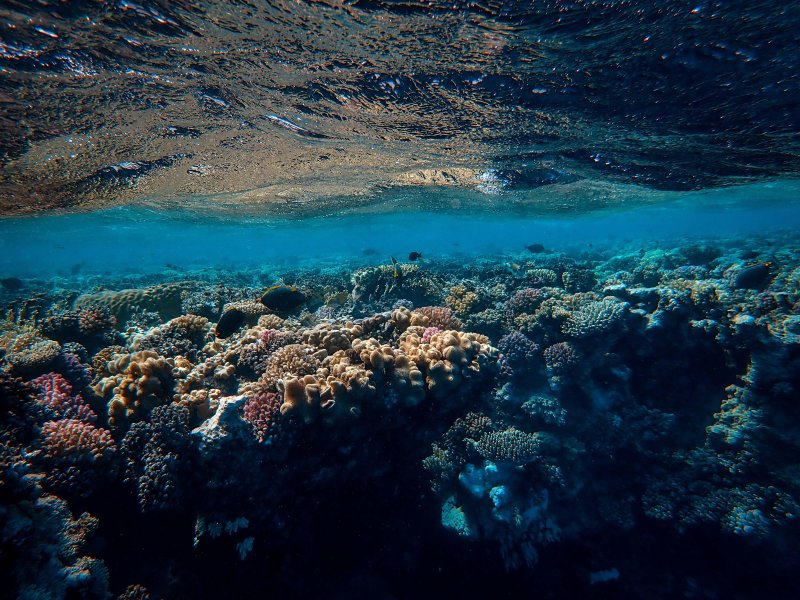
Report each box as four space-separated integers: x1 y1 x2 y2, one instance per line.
2 235 800 597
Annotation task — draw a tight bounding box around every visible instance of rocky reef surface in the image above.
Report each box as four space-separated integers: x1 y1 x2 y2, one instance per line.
1 234 799 598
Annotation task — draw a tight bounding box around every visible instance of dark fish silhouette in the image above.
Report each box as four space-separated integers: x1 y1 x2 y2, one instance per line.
526 243 545 253
733 263 772 290
215 308 245 338
0 277 23 291
260 284 306 312
408 251 423 261
740 250 759 260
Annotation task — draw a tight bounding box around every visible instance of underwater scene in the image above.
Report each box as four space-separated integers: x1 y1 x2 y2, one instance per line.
2 1 800 599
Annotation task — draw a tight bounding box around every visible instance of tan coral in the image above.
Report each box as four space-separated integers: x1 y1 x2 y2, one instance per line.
301 321 363 354
445 284 478 316
390 306 429 331
93 350 175 427
73 283 187 324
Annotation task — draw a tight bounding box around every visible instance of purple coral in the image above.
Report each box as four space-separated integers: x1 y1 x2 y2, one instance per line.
542 342 580 375
121 404 191 512
417 306 463 330
422 326 441 344
497 332 540 376
504 288 545 323
30 372 97 424
243 391 283 442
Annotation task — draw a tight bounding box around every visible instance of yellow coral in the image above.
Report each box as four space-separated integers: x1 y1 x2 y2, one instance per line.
445 284 478 316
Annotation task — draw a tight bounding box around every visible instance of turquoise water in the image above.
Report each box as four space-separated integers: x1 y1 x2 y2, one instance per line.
3 181 799 277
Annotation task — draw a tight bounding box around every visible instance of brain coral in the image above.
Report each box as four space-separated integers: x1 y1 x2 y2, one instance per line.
93 350 175 427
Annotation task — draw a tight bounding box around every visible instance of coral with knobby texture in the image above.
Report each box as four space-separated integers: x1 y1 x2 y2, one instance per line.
561 298 629 338
400 329 497 398
40 305 117 346
258 343 323 391
497 331 540 376
1 493 109 600
561 268 596 293
73 283 186 325
445 284 479 316
132 314 211 361
527 268 559 287
39 418 117 496
416 306 463 331
121 404 191 512
301 321 363 354
1 329 61 377
503 287 546 324
93 350 175 427
243 391 283 442
542 342 581 375
30 372 97 423
57 345 93 389
421 326 441 343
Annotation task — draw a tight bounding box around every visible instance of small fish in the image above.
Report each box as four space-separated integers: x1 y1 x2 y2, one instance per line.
215 308 245 338
408 251 423 262
391 256 403 280
733 262 772 290
0 277 23 291
260 284 306 312
526 243 546 254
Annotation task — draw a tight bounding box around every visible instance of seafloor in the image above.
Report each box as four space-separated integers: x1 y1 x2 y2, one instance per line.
1 230 799 599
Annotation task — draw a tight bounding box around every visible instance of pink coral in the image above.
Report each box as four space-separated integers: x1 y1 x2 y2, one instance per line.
30 372 97 423
417 306 463 330
41 419 116 460
422 326 442 343
243 391 283 442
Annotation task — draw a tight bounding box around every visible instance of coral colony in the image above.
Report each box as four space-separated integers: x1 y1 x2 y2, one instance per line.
1 241 799 598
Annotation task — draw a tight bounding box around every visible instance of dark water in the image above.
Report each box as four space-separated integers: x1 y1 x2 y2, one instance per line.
2 2 800 600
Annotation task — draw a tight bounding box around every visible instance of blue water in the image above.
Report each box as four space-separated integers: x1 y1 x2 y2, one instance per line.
2 180 799 277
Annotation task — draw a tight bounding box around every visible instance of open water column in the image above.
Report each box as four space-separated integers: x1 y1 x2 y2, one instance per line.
1 1 800 598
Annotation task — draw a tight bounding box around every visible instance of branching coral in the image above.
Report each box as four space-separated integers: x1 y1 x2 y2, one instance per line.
39 418 117 496
30 372 97 423
121 404 192 512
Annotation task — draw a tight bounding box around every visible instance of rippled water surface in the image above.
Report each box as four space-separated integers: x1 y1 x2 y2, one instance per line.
1 0 799 214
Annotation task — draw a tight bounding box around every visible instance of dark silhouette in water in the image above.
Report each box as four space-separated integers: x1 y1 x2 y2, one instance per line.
0 277 23 291
260 284 306 312
215 308 245 338
526 243 546 254
408 251 423 261
733 263 772 290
